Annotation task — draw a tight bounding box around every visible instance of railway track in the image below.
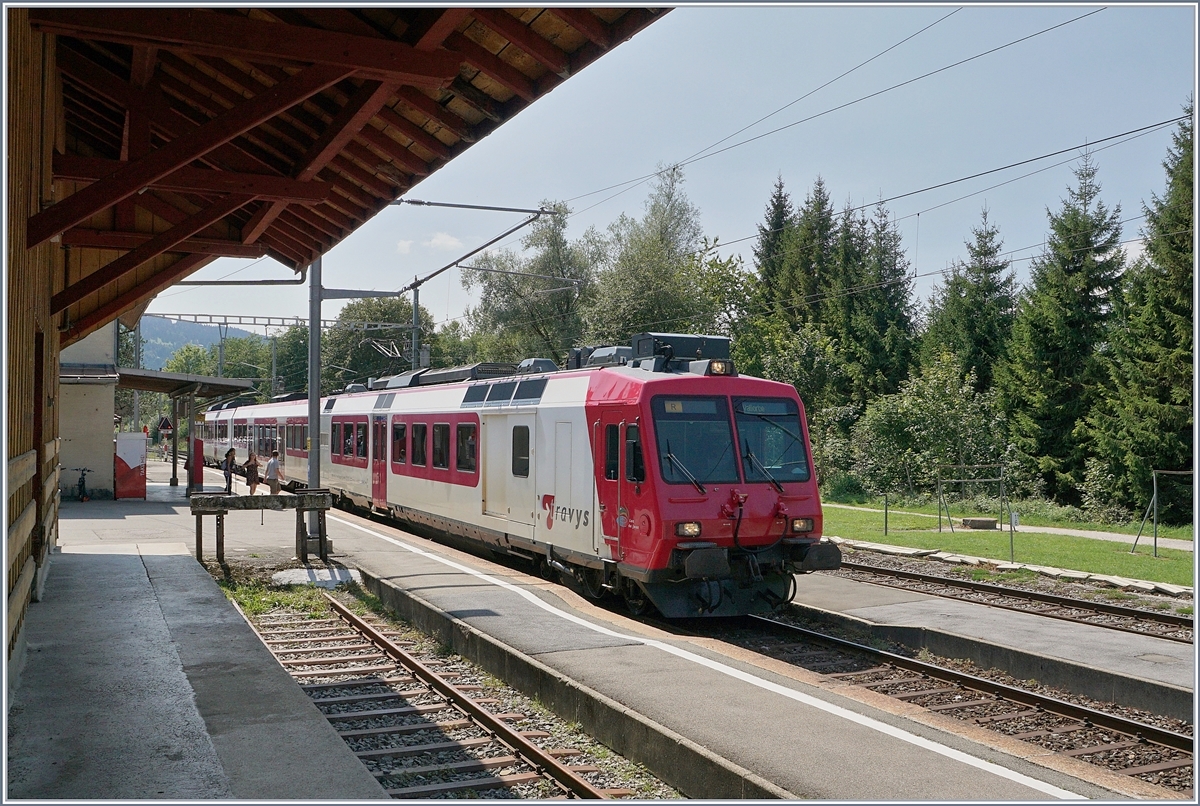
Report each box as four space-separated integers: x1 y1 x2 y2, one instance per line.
241 592 628 799
737 615 1194 795
836 559 1194 644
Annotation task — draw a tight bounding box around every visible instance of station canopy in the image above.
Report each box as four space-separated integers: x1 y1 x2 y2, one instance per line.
117 367 257 399
31 7 669 348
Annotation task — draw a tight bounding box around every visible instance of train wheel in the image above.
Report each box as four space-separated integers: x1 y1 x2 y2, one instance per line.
579 568 607 600
622 580 652 615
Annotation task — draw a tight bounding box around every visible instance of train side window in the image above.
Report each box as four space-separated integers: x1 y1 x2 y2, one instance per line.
392 422 407 463
625 424 645 483
456 424 477 473
343 423 354 456
512 425 530 478
331 423 341 455
604 425 619 480
432 424 450 469
411 423 427 466
356 423 367 458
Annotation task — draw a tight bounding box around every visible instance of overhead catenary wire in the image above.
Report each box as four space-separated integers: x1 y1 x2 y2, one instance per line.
561 7 1105 219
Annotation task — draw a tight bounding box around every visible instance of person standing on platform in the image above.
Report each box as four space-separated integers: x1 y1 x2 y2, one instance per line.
222 448 236 494
243 452 260 495
265 450 284 495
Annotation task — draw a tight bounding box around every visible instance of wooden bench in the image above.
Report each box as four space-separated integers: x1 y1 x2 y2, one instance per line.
190 489 334 564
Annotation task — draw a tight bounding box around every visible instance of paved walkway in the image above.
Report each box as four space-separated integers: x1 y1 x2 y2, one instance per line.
823 502 1194 552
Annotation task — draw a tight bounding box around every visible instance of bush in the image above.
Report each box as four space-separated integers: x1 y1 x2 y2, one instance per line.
820 471 867 503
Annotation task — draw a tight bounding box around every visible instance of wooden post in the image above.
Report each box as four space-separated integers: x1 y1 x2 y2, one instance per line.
216 512 225 564
318 509 328 561
296 508 307 563
195 513 203 560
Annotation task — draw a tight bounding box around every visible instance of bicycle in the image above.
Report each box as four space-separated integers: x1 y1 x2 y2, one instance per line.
71 467 93 502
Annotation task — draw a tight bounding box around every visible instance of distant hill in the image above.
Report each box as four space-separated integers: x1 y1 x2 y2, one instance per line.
139 316 258 370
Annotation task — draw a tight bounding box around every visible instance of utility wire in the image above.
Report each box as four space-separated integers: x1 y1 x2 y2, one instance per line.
564 8 1103 209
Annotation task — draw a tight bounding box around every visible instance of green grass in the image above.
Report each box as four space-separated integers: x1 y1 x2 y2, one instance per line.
824 497 1194 541
824 506 1195 586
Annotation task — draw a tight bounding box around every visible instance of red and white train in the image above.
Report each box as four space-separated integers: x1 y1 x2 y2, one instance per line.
200 333 840 617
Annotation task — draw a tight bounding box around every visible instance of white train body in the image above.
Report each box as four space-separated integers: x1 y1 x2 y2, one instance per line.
201 336 839 617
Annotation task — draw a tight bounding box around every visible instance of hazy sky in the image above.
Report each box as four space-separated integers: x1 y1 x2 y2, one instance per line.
148 4 1197 339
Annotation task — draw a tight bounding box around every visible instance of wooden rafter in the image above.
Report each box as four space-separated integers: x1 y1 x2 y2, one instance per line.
29 62 353 249
61 229 267 258
53 194 254 312
471 9 570 76
550 9 611 49
241 78 401 245
445 31 536 102
407 8 472 51
28 9 464 85
61 253 214 347
53 155 331 202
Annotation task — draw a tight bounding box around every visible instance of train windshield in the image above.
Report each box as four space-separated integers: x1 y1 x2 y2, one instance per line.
733 398 810 483
650 396 739 488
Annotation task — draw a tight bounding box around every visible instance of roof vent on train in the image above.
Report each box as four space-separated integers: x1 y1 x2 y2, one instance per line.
629 332 736 376
419 362 517 386
565 345 632 369
271 392 307 403
342 383 368 394
516 357 558 375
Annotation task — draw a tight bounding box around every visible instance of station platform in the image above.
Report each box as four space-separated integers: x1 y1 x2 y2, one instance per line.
6 461 1183 800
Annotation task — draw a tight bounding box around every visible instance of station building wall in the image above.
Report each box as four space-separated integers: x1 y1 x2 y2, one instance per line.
59 324 118 499
7 9 64 673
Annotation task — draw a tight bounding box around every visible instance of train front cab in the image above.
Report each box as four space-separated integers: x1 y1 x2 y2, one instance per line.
593 376 840 618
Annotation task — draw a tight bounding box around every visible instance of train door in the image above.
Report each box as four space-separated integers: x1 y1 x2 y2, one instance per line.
371 415 387 508
594 410 622 554
483 415 535 524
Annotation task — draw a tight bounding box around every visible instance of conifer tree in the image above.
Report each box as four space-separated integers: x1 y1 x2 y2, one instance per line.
753 175 794 308
842 203 915 404
779 177 835 327
921 209 1016 391
996 155 1124 504
1085 110 1193 520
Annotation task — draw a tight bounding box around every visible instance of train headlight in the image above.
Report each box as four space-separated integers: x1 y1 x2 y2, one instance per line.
675 521 702 537
791 518 814 533
708 359 732 376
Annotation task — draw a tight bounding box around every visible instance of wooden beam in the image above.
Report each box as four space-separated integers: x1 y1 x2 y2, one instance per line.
444 32 535 103
61 228 268 258
298 80 399 181
7 450 38 493
237 73 404 245
8 557 36 647
29 9 464 86
409 8 472 51
129 45 158 87
471 9 570 76
354 124 431 177
549 9 611 49
52 194 254 313
54 154 331 202
395 87 473 142
7 502 36 564
60 253 213 348
374 104 452 160
29 62 352 249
